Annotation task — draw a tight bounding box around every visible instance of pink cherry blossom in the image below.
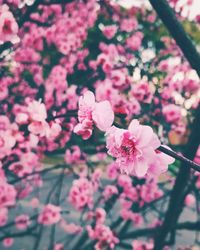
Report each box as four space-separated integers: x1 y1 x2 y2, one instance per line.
38 204 61 225
68 177 94 210
132 240 154 250
106 119 161 177
74 91 114 139
0 207 8 226
162 104 182 123
184 194 196 207
3 238 14 248
0 181 16 208
102 25 117 39
0 5 19 44
87 224 119 250
15 214 31 230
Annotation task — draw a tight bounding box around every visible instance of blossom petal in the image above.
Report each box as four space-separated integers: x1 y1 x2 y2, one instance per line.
92 101 114 131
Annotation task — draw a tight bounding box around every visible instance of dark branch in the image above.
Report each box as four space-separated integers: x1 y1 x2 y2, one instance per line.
158 145 200 172
149 0 200 77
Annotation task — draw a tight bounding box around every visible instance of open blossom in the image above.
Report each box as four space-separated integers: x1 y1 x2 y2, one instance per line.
106 119 162 177
38 204 61 225
74 91 114 139
0 5 19 44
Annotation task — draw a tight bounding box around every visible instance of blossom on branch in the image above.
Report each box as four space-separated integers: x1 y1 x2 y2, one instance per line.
74 91 114 139
106 119 174 177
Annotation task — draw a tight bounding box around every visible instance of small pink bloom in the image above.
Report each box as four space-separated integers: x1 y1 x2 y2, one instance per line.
27 100 47 122
95 208 106 224
68 177 94 210
3 238 14 248
162 104 182 123
60 220 82 234
54 243 64 250
102 25 117 39
0 5 19 44
0 181 16 208
0 207 8 226
15 214 31 230
184 194 196 207
38 204 61 225
74 91 114 139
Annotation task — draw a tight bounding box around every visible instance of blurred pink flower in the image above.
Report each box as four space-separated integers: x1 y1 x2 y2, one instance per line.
38 204 61 225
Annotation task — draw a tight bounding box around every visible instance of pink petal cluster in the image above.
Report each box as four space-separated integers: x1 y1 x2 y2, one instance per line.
0 5 19 44
0 181 16 208
102 25 117 39
3 238 14 248
162 104 182 123
126 32 143 51
132 240 154 250
38 204 61 225
15 214 31 230
20 100 62 139
106 120 162 177
68 177 94 210
184 194 196 207
64 145 84 165
74 91 114 139
87 223 119 250
102 185 119 200
9 152 41 177
0 207 8 226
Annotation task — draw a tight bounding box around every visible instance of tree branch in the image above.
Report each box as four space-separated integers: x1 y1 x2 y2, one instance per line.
149 0 200 77
158 145 200 172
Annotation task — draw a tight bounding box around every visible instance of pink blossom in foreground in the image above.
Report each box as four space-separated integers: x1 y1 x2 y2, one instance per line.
74 91 114 139
106 119 161 177
38 204 61 225
0 5 19 44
